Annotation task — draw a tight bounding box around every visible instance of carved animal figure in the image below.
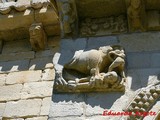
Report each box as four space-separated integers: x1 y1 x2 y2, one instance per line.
29 23 47 51
64 45 125 78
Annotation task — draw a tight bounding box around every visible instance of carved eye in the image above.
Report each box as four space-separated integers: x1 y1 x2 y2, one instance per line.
110 53 116 59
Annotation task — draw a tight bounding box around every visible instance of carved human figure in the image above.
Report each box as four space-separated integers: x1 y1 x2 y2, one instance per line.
29 23 47 51
61 2 76 34
127 0 146 32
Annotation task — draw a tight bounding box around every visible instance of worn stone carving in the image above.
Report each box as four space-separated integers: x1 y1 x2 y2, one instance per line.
80 15 127 36
29 23 47 51
56 0 77 37
54 45 126 92
127 0 147 32
0 0 50 14
123 82 160 120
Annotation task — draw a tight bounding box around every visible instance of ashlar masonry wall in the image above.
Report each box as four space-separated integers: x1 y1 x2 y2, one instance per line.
0 36 60 120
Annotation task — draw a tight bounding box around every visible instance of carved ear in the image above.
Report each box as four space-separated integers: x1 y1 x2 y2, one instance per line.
111 45 124 51
99 46 113 54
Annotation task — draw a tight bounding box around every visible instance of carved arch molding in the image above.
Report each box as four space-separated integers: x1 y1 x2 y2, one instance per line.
56 0 160 38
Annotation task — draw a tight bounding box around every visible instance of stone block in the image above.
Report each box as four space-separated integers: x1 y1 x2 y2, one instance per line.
85 93 124 116
0 51 35 62
6 70 42 85
128 68 160 90
6 118 24 120
127 53 151 69
41 69 55 81
40 97 52 115
0 103 5 117
0 84 23 102
0 74 6 86
21 82 53 99
119 32 160 52
48 117 84 120
25 116 48 120
35 49 55 58
3 99 42 118
87 36 118 49
61 38 87 51
49 94 84 118
2 40 32 54
29 57 53 70
49 102 83 117
0 60 30 73
151 53 160 68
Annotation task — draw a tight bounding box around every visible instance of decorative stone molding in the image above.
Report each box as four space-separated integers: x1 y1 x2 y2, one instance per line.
29 23 47 51
0 0 51 14
123 82 160 120
54 45 126 93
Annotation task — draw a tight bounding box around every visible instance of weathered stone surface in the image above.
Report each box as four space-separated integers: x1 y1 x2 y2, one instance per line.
151 53 160 68
0 84 23 102
119 32 160 52
35 49 55 58
21 82 53 99
127 68 160 90
6 118 24 120
49 94 84 118
48 36 60 47
0 103 5 117
40 97 51 115
41 69 55 81
34 7 59 26
49 117 84 120
6 70 42 85
0 51 35 62
85 93 124 116
2 40 32 54
29 57 54 70
25 116 48 120
3 99 42 118
61 38 87 51
0 40 2 53
127 53 151 69
87 36 118 49
0 60 30 73
0 74 6 86
49 102 83 117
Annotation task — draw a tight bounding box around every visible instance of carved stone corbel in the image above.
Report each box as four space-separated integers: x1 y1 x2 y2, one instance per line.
29 23 47 51
127 0 147 32
56 0 78 38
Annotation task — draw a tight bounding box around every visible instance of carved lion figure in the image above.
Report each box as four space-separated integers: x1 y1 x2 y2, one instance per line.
64 45 125 80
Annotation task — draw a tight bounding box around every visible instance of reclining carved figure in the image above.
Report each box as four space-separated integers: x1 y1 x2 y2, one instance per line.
62 45 126 87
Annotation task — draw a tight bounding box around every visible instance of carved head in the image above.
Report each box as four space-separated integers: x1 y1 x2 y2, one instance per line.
29 23 46 51
131 0 141 9
62 2 71 14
